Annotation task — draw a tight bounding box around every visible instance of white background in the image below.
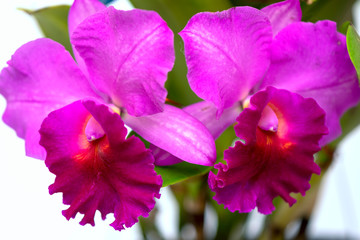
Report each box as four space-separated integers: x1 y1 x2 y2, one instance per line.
0 1 360 239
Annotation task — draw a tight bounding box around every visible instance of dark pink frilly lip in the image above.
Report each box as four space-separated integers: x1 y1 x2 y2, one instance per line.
39 99 162 230
209 87 328 214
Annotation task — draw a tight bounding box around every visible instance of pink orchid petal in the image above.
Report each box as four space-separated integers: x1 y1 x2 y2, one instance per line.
151 102 241 166
39 99 162 231
0 38 97 159
68 0 106 36
71 7 175 116
260 20 360 145
261 0 302 36
150 145 182 166
123 104 216 166
179 7 272 115
68 0 106 75
183 101 241 140
209 87 328 214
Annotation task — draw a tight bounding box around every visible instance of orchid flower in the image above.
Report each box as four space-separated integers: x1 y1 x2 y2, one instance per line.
0 0 216 230
177 0 360 214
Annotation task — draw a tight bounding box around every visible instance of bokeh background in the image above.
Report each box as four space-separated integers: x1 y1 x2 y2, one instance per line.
0 0 359 239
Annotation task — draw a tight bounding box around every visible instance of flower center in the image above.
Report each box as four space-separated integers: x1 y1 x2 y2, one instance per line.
85 117 105 141
258 105 278 132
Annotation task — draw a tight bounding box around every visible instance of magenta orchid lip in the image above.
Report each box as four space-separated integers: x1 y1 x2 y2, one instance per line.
209 87 327 214
39 99 162 231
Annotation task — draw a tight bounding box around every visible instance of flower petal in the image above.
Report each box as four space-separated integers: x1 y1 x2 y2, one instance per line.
261 0 301 36
259 20 360 145
68 0 106 36
149 145 182 166
209 87 327 214
179 7 272 115
123 104 216 166
183 101 241 140
150 102 241 166
71 7 175 116
0 38 97 159
68 0 106 75
39 99 162 231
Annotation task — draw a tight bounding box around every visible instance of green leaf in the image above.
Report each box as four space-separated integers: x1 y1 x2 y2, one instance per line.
300 0 356 33
155 162 212 187
21 5 73 56
347 25 360 81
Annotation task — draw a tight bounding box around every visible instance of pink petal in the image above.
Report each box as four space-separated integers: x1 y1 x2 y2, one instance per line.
261 0 302 36
39 99 162 231
183 101 241 140
68 0 106 36
209 87 328 214
151 102 241 166
259 20 360 145
150 145 182 166
71 7 175 116
68 0 106 75
123 104 216 166
179 7 272 115
0 38 98 159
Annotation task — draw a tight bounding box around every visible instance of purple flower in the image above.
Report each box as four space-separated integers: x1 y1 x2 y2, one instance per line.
0 0 216 230
40 99 162 230
179 0 360 213
209 87 327 214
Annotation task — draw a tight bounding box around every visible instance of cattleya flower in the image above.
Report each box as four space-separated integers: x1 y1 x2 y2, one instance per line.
0 0 216 230
176 0 360 213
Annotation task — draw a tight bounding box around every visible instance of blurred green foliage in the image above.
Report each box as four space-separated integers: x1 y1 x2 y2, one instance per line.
301 0 355 31
21 6 73 56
